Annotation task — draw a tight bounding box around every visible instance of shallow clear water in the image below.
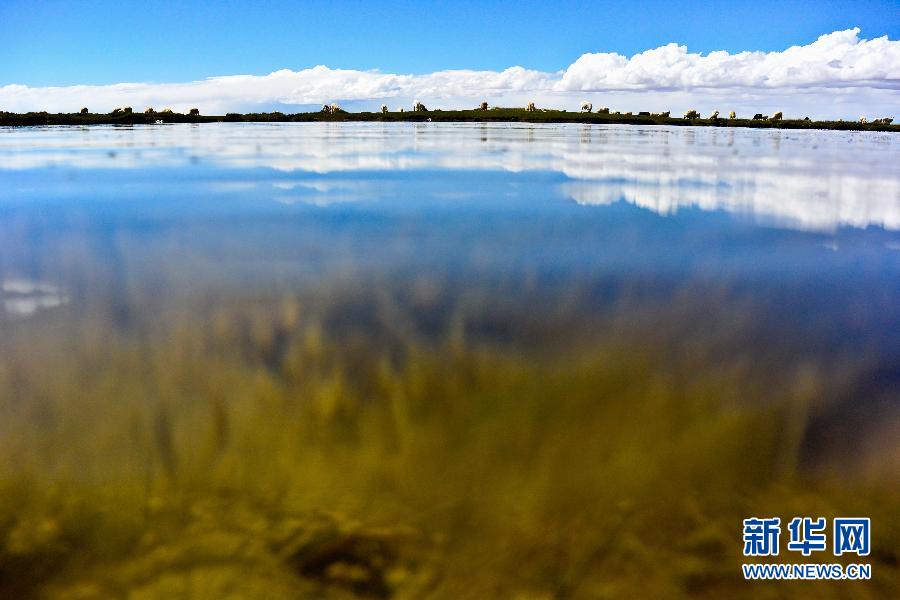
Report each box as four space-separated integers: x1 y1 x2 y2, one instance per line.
0 122 898 596
2 124 898 322
2 122 899 441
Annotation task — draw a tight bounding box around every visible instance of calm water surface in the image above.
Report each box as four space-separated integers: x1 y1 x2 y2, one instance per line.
0 122 898 597
2 121 899 465
3 123 898 280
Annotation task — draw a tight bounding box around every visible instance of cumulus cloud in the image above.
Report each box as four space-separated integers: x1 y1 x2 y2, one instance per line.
0 66 555 115
1 28 897 118
557 29 900 91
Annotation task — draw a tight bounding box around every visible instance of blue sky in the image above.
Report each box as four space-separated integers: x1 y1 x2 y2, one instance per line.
1 0 897 118
2 0 897 85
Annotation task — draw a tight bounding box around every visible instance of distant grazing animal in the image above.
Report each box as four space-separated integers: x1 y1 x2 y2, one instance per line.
321 104 331 113
189 108 200 116
80 107 89 114
479 101 489 110
526 102 536 112
709 110 719 119
859 116 868 124
683 109 699 119
770 112 782 121
752 113 766 120
381 104 388 113
414 101 427 112
729 111 736 119
597 107 610 114
581 102 592 113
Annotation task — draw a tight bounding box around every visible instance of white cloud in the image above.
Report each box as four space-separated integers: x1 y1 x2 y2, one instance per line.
1 29 897 118
557 29 900 91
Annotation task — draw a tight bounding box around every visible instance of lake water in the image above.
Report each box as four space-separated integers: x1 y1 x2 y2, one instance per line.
0 122 898 597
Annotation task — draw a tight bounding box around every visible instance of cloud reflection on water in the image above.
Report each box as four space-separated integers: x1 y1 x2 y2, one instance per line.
1 278 69 318
1 123 897 231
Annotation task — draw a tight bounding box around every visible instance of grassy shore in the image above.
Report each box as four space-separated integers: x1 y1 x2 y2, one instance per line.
1 108 897 131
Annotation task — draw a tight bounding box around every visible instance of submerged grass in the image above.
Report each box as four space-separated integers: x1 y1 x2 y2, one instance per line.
0 274 896 599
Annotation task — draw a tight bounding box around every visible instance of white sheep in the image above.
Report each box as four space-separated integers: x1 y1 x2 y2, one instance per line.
729 111 736 119
771 111 783 121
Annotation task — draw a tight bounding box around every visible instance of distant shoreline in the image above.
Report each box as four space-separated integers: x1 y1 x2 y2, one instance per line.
1 109 897 132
